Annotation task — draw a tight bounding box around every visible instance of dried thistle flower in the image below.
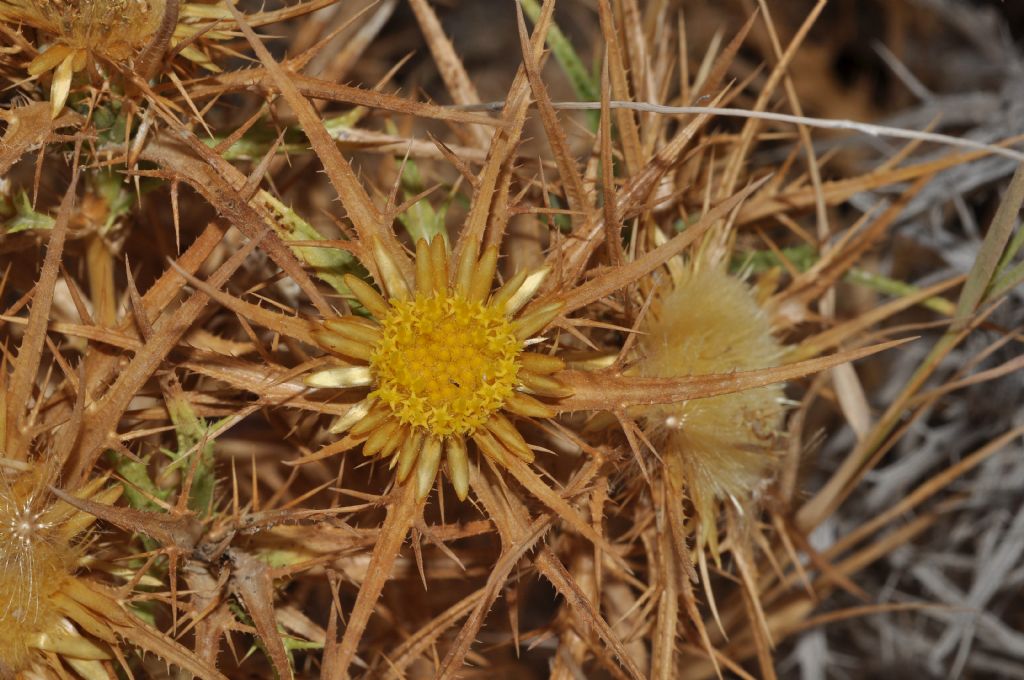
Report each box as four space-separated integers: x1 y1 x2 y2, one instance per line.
632 264 786 555
0 464 121 679
1 0 164 114
306 236 569 502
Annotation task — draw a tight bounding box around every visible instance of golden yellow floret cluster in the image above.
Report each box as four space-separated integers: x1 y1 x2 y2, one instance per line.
3 0 162 55
1 0 229 117
371 294 521 437
306 237 568 502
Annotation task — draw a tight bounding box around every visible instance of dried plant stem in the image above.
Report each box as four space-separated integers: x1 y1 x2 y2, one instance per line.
450 100 1024 163
327 482 421 679
5 145 80 457
557 337 911 413
136 0 181 82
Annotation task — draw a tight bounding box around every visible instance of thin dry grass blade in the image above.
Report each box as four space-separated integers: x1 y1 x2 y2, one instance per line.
651 518 680 680
407 0 487 148
595 0 642 174
737 149 1008 226
717 3 824 200
516 2 591 219
599 58 625 268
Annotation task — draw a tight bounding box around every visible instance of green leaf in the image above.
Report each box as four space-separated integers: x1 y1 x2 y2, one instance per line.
258 190 365 297
163 397 224 518
91 169 135 234
107 450 168 512
731 244 816 274
323 108 369 139
396 157 450 245
4 191 55 233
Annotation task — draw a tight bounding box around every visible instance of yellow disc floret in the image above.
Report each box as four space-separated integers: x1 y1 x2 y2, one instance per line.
370 293 521 437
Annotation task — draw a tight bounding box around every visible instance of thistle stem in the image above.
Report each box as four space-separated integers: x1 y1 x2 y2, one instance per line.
136 0 180 82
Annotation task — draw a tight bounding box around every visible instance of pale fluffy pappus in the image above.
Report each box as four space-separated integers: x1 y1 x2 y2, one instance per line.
633 264 787 555
0 465 72 676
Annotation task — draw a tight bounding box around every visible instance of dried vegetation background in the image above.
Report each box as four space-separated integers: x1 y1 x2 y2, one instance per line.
1 0 1024 678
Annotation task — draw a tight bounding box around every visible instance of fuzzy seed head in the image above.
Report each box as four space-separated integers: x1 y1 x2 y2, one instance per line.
370 295 521 437
635 265 786 550
0 474 71 674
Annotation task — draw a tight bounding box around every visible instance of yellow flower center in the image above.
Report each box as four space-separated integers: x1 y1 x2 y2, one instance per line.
370 294 521 437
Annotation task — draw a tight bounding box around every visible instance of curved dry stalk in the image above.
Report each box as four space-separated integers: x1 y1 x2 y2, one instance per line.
135 0 180 81
407 0 487 147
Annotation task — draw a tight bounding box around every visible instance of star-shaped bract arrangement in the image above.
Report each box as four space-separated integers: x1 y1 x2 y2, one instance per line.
306 237 567 502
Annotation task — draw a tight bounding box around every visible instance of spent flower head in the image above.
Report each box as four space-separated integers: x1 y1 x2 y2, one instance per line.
0 465 123 679
1 0 164 114
632 263 786 555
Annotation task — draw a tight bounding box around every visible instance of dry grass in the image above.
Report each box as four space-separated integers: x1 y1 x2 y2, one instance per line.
1 1 1022 678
